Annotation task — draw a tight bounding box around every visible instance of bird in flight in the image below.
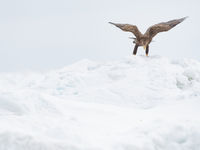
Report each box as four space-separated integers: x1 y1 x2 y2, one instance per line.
109 17 187 56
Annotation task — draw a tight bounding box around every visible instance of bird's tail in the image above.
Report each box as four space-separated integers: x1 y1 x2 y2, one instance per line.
129 37 136 40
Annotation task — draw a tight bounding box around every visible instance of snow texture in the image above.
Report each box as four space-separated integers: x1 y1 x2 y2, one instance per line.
0 55 200 150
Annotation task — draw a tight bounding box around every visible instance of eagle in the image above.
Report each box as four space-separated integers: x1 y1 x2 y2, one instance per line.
109 17 187 56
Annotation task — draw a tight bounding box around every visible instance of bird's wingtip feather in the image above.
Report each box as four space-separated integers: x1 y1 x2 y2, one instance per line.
109 22 115 25
177 16 188 23
182 16 189 20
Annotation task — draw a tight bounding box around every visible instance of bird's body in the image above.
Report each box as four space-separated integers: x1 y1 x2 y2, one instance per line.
109 17 187 56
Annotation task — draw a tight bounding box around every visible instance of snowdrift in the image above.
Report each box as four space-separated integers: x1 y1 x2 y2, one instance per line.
0 56 200 150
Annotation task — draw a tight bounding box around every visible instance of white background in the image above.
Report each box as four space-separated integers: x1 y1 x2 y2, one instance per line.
0 0 199 71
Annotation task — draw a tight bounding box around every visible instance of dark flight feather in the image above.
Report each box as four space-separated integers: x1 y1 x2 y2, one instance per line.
109 22 142 39
144 17 188 40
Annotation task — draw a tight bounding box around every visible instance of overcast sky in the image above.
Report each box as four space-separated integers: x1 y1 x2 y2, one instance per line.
0 0 199 71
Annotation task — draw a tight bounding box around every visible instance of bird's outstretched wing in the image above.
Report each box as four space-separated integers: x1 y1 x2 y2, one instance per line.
109 22 142 39
144 17 188 39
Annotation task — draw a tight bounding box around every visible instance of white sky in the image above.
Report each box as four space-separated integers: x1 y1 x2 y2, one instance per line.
0 0 199 71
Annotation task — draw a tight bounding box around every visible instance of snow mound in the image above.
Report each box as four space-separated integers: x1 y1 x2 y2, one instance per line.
0 56 200 150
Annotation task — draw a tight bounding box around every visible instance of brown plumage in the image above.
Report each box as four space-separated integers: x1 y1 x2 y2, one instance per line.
109 17 187 56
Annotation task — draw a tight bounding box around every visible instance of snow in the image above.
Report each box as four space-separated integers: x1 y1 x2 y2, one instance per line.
0 55 200 150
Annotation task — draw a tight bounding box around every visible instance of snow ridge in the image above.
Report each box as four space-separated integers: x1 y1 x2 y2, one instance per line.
0 56 200 150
